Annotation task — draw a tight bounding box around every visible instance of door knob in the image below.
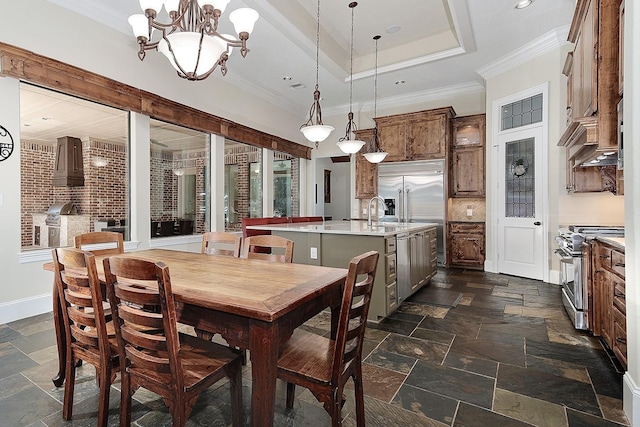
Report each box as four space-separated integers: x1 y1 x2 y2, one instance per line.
534 221 541 226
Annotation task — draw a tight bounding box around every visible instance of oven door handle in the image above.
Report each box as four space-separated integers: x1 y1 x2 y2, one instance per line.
554 249 574 264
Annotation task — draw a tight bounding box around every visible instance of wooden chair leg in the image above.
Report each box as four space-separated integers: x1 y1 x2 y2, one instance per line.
62 354 76 420
96 366 111 427
286 382 296 409
119 374 132 427
353 373 366 427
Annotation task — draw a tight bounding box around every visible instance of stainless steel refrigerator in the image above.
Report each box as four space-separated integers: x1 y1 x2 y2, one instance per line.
378 160 445 265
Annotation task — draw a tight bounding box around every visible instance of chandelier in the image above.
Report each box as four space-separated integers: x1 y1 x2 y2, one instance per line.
300 0 334 147
336 2 366 155
363 35 388 164
128 0 259 81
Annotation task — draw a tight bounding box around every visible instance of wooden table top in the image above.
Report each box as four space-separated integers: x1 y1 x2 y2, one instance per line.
46 249 348 323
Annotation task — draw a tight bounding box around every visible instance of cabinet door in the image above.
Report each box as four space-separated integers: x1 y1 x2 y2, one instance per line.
451 147 484 197
577 0 598 117
447 223 485 268
376 119 406 162
354 128 378 199
408 114 447 160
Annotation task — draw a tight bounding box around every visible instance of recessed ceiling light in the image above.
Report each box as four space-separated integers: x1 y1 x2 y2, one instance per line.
597 155 607 160
386 25 401 34
603 151 616 155
395 80 405 85
515 0 533 9
590 159 600 164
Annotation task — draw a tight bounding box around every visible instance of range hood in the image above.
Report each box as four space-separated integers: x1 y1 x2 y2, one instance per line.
52 136 84 187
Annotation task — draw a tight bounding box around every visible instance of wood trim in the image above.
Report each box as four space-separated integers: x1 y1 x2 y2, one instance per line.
0 42 311 160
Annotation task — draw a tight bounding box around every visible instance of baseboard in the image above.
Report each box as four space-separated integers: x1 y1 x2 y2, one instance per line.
0 293 51 324
624 373 640 425
548 269 561 285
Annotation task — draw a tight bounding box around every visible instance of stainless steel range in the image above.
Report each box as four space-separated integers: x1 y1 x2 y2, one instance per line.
555 225 624 330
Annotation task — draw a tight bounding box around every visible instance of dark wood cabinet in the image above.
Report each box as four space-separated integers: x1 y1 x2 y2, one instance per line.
592 240 626 369
353 128 378 199
52 136 84 187
450 115 485 197
375 107 454 162
447 222 485 269
558 0 622 194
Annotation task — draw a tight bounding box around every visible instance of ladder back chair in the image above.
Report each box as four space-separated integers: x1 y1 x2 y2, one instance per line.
104 256 244 427
201 231 242 257
241 234 294 263
276 250 379 427
52 247 119 427
74 231 124 256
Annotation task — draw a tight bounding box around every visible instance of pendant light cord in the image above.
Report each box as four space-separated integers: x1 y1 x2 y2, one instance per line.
348 4 354 112
315 0 320 91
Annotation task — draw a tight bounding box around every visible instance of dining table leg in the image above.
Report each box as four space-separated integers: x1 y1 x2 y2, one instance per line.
249 319 279 427
51 280 66 387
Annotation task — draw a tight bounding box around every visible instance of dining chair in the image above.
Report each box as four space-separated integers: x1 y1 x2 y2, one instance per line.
74 231 124 256
241 234 294 263
103 256 244 427
52 247 119 427
201 231 242 257
276 250 379 427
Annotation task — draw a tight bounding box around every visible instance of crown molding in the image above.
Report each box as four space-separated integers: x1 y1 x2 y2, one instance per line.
324 81 485 117
477 25 571 80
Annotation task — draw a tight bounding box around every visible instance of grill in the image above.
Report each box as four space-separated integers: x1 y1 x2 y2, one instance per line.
45 203 77 226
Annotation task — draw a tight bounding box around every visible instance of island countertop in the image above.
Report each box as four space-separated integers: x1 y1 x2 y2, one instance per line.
246 220 438 237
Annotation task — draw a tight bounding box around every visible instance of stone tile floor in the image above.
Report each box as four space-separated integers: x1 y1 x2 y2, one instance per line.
0 268 629 426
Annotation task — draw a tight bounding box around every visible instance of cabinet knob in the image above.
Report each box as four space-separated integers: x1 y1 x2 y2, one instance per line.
534 221 541 226
615 262 625 268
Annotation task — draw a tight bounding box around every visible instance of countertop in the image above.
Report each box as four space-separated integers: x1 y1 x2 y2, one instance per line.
596 236 625 251
246 220 438 237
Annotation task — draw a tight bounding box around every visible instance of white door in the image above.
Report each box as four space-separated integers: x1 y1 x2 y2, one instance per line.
497 126 545 279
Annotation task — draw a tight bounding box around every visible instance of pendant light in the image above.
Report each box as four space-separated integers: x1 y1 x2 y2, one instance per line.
300 0 334 147
336 2 366 155
363 35 388 164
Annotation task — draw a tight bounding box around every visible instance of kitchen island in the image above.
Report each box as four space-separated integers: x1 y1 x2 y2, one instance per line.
246 220 438 322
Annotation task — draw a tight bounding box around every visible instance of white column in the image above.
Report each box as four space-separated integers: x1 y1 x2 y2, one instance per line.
129 112 151 248
262 148 274 217
210 134 225 231
623 0 640 423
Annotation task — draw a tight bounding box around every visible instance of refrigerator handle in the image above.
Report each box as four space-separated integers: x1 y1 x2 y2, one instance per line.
405 188 410 223
397 188 403 223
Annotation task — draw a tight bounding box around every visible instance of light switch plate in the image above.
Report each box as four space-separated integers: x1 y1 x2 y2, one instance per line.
0 193 3 207
310 247 318 259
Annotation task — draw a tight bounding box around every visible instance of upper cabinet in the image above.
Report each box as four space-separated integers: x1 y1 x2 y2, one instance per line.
450 114 485 197
375 107 455 162
353 128 378 199
558 0 623 194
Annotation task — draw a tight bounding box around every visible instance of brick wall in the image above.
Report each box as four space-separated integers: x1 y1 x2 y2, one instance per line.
20 138 128 248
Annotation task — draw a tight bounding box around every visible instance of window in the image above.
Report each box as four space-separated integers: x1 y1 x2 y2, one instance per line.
223 140 262 231
501 93 543 131
19 83 129 250
150 119 209 238
273 152 299 218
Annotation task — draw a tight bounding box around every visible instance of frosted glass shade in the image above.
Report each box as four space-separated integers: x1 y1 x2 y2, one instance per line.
158 32 227 76
301 124 334 143
363 151 388 163
128 14 149 38
139 0 164 13
229 8 259 34
337 139 365 154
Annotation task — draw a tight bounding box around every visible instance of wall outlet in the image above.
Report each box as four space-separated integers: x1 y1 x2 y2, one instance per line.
310 247 318 259
466 205 473 217
362 207 367 215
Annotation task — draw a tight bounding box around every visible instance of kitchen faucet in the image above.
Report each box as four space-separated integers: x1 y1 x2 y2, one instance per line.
367 196 385 227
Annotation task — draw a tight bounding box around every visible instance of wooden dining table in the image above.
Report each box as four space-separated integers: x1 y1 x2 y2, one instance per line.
46 248 348 427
